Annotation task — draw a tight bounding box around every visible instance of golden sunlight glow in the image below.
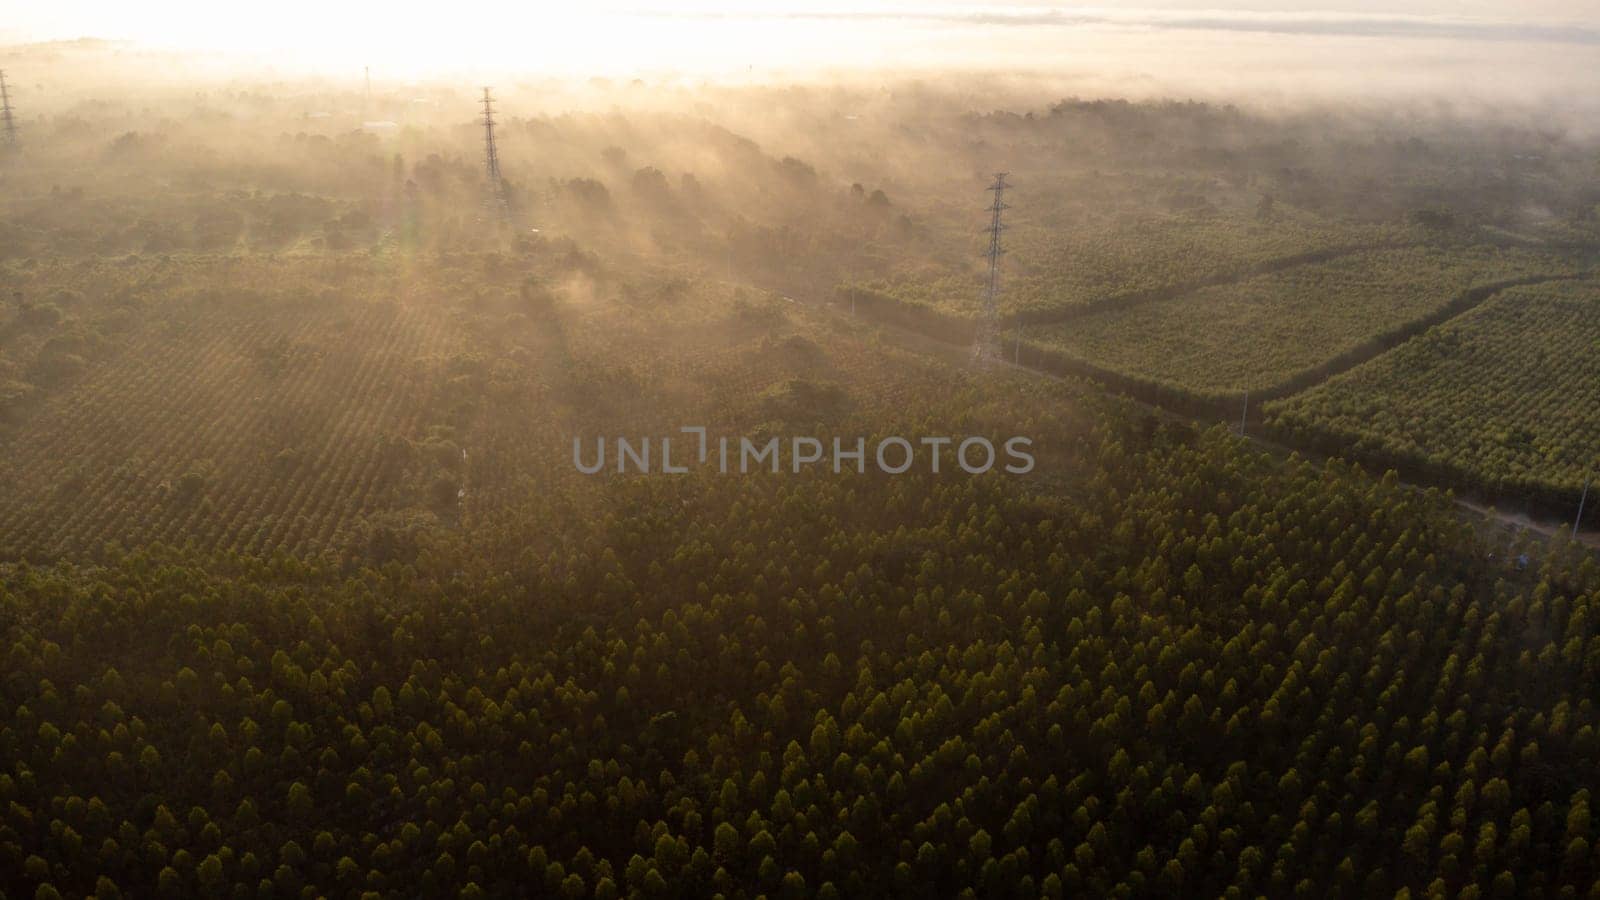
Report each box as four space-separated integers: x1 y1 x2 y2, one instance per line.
8 1 1600 103
11 2 958 78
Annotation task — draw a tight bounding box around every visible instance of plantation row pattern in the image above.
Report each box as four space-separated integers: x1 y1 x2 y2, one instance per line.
1268 279 1600 516
1016 245 1576 401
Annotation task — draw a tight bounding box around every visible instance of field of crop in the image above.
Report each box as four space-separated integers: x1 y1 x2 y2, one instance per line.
6 239 1569 563
0 255 472 560
1015 245 1575 401
849 210 1408 320
1267 278 1600 503
0 247 1073 563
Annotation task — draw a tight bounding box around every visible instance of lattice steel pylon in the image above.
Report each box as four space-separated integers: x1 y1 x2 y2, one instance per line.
0 70 17 150
972 172 1010 367
480 87 508 218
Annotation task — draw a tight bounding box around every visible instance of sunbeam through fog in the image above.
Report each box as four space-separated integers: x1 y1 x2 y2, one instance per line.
5 4 1600 900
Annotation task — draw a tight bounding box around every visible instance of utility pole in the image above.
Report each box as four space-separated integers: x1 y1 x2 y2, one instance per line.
973 172 1009 367
363 65 372 119
1239 391 1249 436
1575 472 1591 539
480 87 508 218
0 70 16 149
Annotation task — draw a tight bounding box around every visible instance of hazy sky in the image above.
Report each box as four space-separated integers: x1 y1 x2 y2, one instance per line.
7 1 1598 49
849 0 1595 15
4 2 1598 111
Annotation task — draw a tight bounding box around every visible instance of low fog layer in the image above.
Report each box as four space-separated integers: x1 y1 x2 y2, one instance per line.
2 5 1599 124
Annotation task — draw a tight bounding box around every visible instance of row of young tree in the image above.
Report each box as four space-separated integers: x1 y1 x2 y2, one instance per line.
1020 245 1571 398
1269 279 1600 514
851 212 1408 323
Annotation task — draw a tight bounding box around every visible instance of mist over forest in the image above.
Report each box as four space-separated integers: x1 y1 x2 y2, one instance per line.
3 19 1600 900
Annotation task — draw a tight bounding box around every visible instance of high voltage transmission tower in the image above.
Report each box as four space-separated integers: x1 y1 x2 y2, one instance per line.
0 70 17 150
480 87 509 218
972 172 1010 367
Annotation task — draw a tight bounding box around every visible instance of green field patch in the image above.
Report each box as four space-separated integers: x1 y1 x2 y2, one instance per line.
1268 278 1600 501
1019 245 1569 401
